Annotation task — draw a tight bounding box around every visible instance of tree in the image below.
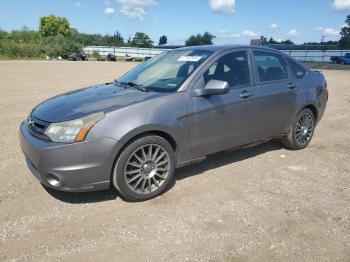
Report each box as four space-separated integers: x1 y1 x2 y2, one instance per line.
0 28 9 39
260 35 268 42
158 35 167 46
185 32 215 46
41 34 81 58
268 37 277 44
267 37 294 45
340 14 350 48
130 32 154 48
113 31 124 46
39 15 71 37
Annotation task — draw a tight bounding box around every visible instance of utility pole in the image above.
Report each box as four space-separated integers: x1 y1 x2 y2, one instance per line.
321 35 325 63
113 32 116 56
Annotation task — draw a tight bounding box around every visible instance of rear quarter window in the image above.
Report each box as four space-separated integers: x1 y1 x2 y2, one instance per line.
287 57 307 79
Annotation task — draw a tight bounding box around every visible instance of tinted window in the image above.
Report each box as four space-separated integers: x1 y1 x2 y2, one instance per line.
287 58 307 79
254 52 288 82
203 51 250 88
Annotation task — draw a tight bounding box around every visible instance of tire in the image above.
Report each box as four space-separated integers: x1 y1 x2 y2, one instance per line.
282 108 315 150
112 135 175 201
340 61 345 65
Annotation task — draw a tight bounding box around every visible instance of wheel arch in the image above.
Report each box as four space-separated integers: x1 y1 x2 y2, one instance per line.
118 125 178 152
109 127 178 187
304 104 318 121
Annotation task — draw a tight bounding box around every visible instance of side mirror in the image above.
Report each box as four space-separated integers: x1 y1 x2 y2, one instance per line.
192 80 230 97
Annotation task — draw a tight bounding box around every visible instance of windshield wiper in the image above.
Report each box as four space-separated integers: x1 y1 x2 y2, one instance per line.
115 80 149 92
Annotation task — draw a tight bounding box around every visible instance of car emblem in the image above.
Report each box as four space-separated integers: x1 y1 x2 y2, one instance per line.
28 117 35 126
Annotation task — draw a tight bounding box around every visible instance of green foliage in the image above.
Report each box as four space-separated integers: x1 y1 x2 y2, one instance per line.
130 32 154 48
158 35 167 46
0 28 8 39
260 35 268 42
0 27 43 59
340 15 350 48
90 50 102 60
267 37 294 45
69 29 124 47
0 15 127 59
41 34 82 59
185 32 215 46
39 15 71 37
0 25 82 59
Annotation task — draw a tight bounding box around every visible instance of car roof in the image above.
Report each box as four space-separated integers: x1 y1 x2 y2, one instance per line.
175 45 284 54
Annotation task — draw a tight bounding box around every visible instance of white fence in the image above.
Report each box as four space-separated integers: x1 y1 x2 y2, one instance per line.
281 50 350 62
84 46 350 62
83 46 166 59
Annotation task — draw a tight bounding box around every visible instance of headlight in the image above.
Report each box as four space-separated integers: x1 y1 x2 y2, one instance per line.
44 112 105 143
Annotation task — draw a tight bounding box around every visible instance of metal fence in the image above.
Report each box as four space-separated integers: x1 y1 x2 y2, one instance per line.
281 50 349 62
83 46 166 59
84 46 350 62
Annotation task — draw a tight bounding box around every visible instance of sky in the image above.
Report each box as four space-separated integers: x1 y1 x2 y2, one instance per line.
0 0 349 45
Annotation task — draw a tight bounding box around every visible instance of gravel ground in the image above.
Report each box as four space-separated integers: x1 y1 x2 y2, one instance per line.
0 61 349 262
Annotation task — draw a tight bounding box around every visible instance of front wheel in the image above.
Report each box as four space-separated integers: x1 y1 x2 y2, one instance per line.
112 135 175 201
282 108 315 150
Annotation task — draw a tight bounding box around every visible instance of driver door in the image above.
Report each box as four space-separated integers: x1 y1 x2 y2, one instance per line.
187 50 261 159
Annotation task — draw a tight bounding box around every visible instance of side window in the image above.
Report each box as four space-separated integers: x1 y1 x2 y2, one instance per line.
203 51 250 88
253 52 288 82
287 58 306 79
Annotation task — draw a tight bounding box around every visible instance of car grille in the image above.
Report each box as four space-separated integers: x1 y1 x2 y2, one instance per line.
27 116 51 140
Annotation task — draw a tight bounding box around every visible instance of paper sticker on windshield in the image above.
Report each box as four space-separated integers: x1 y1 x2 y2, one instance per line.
178 56 202 62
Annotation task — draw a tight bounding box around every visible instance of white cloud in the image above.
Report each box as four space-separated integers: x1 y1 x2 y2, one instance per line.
333 0 350 11
241 30 258 37
314 26 340 36
287 29 300 37
117 0 156 20
314 26 324 32
104 7 115 16
103 0 110 5
218 29 258 38
324 28 340 35
75 1 82 7
210 0 236 14
270 23 278 29
121 6 146 20
218 29 228 34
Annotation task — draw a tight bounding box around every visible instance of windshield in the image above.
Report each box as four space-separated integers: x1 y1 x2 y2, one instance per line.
118 50 213 92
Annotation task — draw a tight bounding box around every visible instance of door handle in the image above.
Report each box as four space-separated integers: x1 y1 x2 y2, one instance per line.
288 83 298 89
239 91 254 99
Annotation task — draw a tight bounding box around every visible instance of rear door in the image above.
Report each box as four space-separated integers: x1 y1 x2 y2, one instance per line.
187 50 261 158
252 50 302 138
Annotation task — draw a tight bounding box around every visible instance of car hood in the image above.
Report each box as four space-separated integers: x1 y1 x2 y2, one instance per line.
31 83 168 122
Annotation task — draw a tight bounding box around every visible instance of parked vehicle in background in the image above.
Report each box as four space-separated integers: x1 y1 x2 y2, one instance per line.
68 52 87 61
105 53 117 62
124 54 134 61
20 45 328 201
330 53 350 64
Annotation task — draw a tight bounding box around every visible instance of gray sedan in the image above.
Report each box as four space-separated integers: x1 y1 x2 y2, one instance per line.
20 45 328 201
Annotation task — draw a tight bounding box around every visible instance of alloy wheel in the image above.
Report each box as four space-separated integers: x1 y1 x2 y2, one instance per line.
124 144 171 194
295 112 314 146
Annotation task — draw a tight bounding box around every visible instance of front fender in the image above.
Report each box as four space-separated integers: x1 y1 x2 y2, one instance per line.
87 92 191 165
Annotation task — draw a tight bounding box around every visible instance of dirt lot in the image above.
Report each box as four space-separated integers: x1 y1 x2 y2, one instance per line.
0 61 349 262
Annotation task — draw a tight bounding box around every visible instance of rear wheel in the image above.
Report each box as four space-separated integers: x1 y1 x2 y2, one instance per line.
282 108 315 150
340 61 346 65
112 135 175 201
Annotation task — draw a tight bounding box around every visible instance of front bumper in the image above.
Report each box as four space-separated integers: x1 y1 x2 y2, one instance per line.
19 122 123 192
